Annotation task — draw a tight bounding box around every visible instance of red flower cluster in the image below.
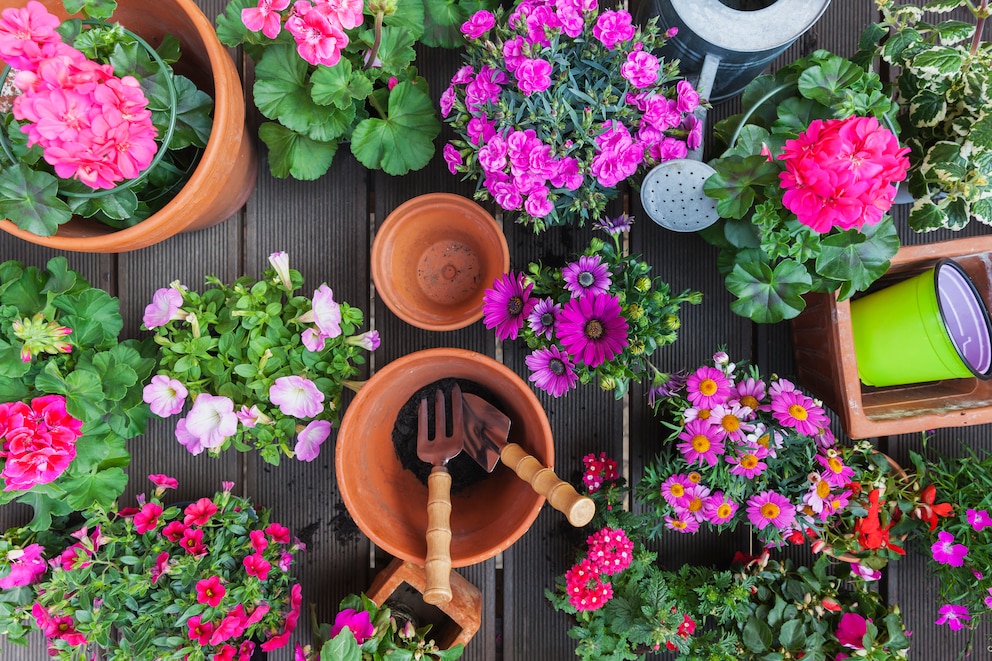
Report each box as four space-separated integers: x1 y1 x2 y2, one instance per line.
913 484 953 531
663 613 697 650
778 115 910 233
564 527 634 611
582 452 619 493
0 395 83 491
853 488 905 555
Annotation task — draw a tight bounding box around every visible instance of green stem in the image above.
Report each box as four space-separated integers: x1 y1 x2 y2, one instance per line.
971 0 988 57
363 11 384 71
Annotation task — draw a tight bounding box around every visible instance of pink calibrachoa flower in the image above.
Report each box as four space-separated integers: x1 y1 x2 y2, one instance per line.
187 615 215 645
985 588 992 610
968 508 992 532
269 375 325 419
0 543 46 589
244 553 272 581
162 520 186 542
525 345 578 398
294 419 331 461
134 503 164 534
586 527 633 575
184 498 219 526
180 528 206 555
562 255 611 298
932 531 969 567
676 418 724 467
184 394 239 449
242 0 291 39
195 575 226 607
266 522 292 544
582 452 619 493
935 603 970 631
150 551 169 584
746 490 797 531
148 473 179 491
250 529 269 553
556 292 628 368
770 388 830 436
685 366 731 409
482 272 537 341
143 374 188 417
703 492 738 525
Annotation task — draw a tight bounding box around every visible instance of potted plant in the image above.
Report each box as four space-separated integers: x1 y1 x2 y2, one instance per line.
0 0 257 252
295 594 466 660
858 0 992 232
638 350 856 549
215 0 482 178
0 256 156 528
480 215 702 398
0 475 303 658
441 0 699 232
141 251 379 465
700 50 910 323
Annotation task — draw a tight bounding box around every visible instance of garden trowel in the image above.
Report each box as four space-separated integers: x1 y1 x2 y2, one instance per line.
460 392 595 527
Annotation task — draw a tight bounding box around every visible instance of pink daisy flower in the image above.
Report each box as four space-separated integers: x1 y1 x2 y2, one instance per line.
703 491 738 525
685 366 731 409
726 445 769 479
527 297 560 340
525 345 579 397
803 474 832 515
556 293 628 368
733 376 766 415
676 419 724 467
682 406 712 424
767 377 797 397
664 514 699 534
770 388 830 436
746 424 783 459
562 255 612 298
819 488 852 522
482 272 537 341
708 402 755 442
746 490 797 531
815 452 855 488
682 484 712 522
660 474 692 507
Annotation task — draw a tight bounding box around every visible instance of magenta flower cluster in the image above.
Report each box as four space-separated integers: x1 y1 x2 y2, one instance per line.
779 115 910 233
241 0 363 67
0 395 83 493
645 352 857 549
442 0 699 230
0 1 158 190
563 527 633 611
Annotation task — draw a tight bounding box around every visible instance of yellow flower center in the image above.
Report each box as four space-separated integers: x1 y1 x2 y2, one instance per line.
760 503 781 520
699 378 718 396
788 403 809 421
670 484 685 498
697 409 711 420
816 480 831 499
672 519 687 530
741 454 759 469
740 395 759 410
721 414 740 433
688 472 702 484
691 435 711 453
828 457 843 474
688 497 704 513
716 503 732 519
756 433 771 448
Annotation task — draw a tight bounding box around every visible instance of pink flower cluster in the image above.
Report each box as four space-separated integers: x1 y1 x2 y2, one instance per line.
442 0 698 226
241 0 363 67
582 451 618 493
0 395 83 492
0 1 158 190
657 353 856 547
563 527 633 611
778 115 910 233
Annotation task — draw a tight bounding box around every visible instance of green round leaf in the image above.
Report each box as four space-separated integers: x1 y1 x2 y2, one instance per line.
350 82 440 175
258 122 340 180
726 259 812 323
0 165 72 236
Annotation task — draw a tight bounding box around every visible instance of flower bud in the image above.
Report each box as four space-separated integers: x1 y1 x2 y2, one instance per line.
626 304 644 321
629 340 645 355
662 314 680 331
599 376 616 391
369 0 397 14
686 291 704 305
634 276 651 292
588 238 605 252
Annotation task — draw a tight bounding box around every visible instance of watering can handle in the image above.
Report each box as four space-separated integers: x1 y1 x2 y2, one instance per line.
687 52 721 161
501 443 595 527
423 466 453 605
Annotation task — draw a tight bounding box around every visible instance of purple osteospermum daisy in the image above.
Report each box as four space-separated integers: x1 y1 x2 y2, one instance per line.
685 366 732 409
525 346 578 398
703 491 738 525
482 272 537 340
527 298 561 340
593 213 634 236
771 388 831 436
676 418 724 467
646 370 686 408
562 255 612 298
556 293 628 368
746 490 797 531
935 604 970 631
932 531 969 567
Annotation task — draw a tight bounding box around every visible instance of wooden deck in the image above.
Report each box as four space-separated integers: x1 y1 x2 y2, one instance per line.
2 0 992 658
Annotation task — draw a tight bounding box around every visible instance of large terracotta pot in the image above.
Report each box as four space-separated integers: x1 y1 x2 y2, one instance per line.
336 348 553 567
0 0 257 252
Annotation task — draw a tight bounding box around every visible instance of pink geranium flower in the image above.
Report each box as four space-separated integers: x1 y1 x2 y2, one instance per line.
284 3 348 66
242 0 291 39
269 375 324 419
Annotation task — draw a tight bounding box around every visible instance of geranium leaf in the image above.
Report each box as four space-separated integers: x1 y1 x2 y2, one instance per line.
72 432 129 473
726 259 811 323
35 362 107 421
92 352 139 402
703 155 780 219
350 82 439 175
254 45 347 141
771 96 832 138
214 0 256 46
420 0 468 48
381 0 425 42
257 122 339 180
376 26 417 74
167 75 214 149
41 256 78 295
0 337 30 381
798 57 864 106
816 219 899 299
15 491 74 531
54 288 123 349
67 187 139 222
311 60 372 110
0 165 72 236
721 124 771 159
63 466 128 511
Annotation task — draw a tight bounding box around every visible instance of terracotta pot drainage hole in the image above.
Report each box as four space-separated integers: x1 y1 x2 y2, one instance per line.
418 241 481 305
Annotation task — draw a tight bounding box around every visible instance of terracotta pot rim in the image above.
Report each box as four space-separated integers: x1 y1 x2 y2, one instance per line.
371 193 510 331
336 348 553 566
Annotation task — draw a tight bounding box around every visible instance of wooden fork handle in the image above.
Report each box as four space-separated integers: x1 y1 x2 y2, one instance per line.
424 465 453 605
500 443 596 528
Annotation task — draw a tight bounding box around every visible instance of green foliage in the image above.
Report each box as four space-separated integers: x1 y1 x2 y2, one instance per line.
702 51 903 323
299 594 464 661
860 0 992 231
215 0 489 179
0 257 156 530
0 1 213 235
143 253 377 464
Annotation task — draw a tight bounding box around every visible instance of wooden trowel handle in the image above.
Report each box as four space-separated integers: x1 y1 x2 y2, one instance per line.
500 443 595 527
424 466 453 605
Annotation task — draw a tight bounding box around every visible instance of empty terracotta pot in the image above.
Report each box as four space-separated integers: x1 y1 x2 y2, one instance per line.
371 194 509 331
336 348 553 567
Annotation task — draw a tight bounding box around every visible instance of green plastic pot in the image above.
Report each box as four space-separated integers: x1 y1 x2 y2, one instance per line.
851 259 992 387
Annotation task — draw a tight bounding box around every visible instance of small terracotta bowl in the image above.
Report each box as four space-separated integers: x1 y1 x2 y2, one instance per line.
371 194 509 331
336 348 553 567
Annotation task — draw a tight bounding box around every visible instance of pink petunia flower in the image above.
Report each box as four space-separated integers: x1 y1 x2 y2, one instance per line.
142 287 185 329
0 543 46 589
184 394 238 449
294 419 331 461
143 374 188 418
269 375 324 419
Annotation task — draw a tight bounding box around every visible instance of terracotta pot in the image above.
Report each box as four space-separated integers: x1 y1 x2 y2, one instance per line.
0 0 257 252
336 348 552 567
371 194 509 331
